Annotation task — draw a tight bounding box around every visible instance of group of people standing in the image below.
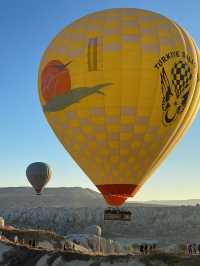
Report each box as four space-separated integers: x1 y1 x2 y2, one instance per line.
139 243 157 255
14 235 37 248
187 242 200 255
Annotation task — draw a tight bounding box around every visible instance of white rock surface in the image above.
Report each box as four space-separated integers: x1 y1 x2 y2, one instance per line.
65 233 123 254
0 242 12 263
0 217 4 229
36 255 50 266
84 224 102 236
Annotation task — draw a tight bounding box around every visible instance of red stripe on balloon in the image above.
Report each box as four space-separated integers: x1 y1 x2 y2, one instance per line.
96 184 139 206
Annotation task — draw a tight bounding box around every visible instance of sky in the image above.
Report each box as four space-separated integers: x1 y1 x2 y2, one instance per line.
0 0 200 201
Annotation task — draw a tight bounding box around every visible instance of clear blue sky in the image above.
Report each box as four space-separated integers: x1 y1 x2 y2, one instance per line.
0 0 200 201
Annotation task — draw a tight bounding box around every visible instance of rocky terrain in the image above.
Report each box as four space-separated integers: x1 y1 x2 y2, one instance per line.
0 187 200 248
0 187 200 265
1 241 200 266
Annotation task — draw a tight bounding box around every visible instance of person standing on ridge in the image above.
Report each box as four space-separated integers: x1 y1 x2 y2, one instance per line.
139 244 144 255
144 244 148 255
193 243 197 254
198 244 200 254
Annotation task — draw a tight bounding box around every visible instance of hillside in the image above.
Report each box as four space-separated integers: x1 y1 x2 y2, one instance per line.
143 199 200 206
1 241 200 266
1 188 200 247
0 187 200 209
0 187 105 209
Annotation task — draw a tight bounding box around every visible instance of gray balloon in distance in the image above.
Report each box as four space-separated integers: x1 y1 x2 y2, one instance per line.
26 162 52 195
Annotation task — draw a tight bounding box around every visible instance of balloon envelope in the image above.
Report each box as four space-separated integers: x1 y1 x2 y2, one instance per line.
26 162 51 194
38 8 200 206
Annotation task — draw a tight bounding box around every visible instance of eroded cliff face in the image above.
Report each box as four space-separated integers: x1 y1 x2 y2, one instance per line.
1 187 200 247
1 205 200 246
1 241 200 266
0 241 138 266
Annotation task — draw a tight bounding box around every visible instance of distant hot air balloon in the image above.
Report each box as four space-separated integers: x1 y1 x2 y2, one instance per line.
26 162 51 195
38 9 200 207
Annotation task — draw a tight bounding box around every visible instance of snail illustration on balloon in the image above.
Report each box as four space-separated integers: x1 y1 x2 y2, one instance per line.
41 60 111 112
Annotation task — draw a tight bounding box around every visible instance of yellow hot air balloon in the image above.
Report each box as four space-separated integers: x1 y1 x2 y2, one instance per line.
38 8 200 207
